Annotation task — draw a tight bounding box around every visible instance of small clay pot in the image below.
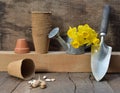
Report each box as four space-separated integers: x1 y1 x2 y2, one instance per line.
14 39 30 54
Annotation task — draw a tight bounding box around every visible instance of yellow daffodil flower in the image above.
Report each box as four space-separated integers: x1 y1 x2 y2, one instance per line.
67 27 77 38
92 38 100 46
71 40 80 48
67 24 100 48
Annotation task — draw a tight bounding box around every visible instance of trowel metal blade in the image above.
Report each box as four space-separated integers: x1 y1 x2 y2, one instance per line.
91 44 112 81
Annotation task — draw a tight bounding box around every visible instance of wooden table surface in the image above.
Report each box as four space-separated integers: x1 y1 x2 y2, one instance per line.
0 72 120 93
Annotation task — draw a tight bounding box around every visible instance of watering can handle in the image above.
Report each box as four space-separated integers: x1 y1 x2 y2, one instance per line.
100 5 110 36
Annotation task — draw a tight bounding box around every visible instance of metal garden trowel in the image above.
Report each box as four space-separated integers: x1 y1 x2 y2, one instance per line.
91 5 112 81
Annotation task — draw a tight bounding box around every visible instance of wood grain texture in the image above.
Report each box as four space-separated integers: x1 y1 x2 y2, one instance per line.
0 72 9 85
106 74 120 93
0 0 120 51
93 81 114 93
0 72 120 93
12 81 31 93
69 73 93 93
0 74 22 93
0 51 120 72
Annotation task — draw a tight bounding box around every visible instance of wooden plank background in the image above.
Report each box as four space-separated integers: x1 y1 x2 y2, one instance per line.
0 0 120 51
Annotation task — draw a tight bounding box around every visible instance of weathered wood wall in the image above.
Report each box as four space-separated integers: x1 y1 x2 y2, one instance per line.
0 0 120 51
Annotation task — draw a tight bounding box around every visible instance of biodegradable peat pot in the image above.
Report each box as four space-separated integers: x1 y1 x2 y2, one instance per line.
7 59 35 80
14 39 30 54
31 11 52 54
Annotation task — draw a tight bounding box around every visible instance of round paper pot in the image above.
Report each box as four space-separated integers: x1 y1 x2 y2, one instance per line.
7 59 35 80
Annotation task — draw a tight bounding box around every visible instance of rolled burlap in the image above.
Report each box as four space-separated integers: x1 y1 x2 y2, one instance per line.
7 59 35 80
32 11 52 53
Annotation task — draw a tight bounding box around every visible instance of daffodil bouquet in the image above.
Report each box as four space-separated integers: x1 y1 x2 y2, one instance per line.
67 24 100 48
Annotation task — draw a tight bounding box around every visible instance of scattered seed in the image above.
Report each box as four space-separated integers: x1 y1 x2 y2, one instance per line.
40 85 47 89
51 78 55 81
28 75 56 89
28 81 32 84
31 80 40 88
33 80 37 83
40 81 46 86
28 80 36 84
45 78 56 82
40 81 47 89
45 79 51 82
43 75 47 79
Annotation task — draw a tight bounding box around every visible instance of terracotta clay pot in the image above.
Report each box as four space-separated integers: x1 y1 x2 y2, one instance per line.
14 39 30 54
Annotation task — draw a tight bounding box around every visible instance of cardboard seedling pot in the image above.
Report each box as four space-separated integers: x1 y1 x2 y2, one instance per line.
14 39 30 54
7 59 35 80
31 12 52 53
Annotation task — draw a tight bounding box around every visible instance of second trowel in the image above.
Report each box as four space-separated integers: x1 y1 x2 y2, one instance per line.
91 5 112 81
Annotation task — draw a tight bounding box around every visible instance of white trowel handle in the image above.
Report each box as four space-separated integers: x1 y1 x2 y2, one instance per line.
100 5 110 36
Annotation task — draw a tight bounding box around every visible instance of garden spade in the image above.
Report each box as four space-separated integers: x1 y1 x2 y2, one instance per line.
91 5 112 81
